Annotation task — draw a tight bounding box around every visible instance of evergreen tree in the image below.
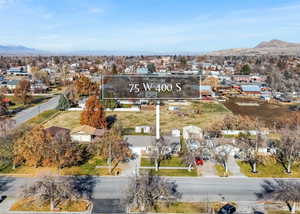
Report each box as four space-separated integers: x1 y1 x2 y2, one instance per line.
56 94 70 111
240 64 251 75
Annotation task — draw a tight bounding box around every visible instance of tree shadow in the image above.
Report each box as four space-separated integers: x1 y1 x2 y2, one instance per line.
72 175 96 200
0 176 15 198
106 115 117 129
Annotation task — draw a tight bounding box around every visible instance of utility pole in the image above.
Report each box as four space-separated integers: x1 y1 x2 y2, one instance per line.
156 100 160 140
108 140 112 174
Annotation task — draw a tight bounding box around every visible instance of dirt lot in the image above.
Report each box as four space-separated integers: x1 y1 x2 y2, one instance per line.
223 97 293 125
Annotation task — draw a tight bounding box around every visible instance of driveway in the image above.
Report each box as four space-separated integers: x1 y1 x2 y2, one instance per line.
228 156 246 177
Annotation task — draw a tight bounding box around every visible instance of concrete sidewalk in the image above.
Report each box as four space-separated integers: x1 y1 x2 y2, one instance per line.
228 156 246 177
0 197 16 213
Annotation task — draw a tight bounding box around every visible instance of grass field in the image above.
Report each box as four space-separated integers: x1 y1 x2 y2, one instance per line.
141 156 186 167
45 101 230 132
141 169 198 177
237 160 300 178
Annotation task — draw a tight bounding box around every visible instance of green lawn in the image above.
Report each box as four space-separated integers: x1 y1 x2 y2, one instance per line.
215 164 231 177
237 160 300 178
141 157 186 167
133 202 234 213
141 169 198 177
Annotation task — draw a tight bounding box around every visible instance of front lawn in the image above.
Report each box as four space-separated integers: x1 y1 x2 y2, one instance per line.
10 198 90 212
141 157 185 167
237 160 300 178
141 169 198 177
25 109 60 126
215 164 231 177
133 202 235 213
0 157 119 176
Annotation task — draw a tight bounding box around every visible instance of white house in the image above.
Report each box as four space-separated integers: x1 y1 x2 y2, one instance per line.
135 126 152 134
183 125 203 140
71 125 106 142
171 129 181 137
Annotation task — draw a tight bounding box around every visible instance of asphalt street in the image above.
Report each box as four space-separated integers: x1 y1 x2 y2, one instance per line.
12 95 60 126
1 176 298 202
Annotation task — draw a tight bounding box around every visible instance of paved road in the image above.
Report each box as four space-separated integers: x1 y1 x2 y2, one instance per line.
12 95 60 126
1 176 298 202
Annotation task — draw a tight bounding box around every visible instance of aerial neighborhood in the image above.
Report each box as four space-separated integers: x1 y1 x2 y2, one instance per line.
0 52 300 213
1 0 300 213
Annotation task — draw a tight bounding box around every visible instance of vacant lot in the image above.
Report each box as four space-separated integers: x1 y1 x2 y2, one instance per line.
45 101 230 133
224 97 293 125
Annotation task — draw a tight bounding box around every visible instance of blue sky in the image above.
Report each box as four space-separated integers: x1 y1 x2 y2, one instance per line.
0 0 300 52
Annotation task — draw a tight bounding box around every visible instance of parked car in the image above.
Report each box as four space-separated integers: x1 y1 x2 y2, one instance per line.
195 157 204 166
0 195 7 203
218 204 236 214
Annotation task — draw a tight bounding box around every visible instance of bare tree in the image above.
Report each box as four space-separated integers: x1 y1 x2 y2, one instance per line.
274 127 300 174
0 118 15 137
22 175 80 211
238 132 265 173
150 137 170 171
124 172 181 212
182 147 203 172
214 146 231 174
258 179 300 213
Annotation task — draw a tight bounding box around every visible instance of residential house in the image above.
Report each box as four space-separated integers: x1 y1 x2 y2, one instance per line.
7 67 29 76
71 125 106 143
0 80 19 90
200 85 215 98
125 135 181 155
240 85 261 96
232 75 267 83
45 126 71 138
182 125 203 140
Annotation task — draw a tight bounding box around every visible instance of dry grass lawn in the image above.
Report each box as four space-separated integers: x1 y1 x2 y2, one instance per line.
10 198 90 212
45 102 230 133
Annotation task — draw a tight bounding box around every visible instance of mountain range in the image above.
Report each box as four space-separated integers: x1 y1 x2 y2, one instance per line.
207 39 300 56
1 39 300 56
0 45 202 56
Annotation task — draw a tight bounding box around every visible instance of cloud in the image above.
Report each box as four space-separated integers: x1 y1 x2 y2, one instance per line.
88 7 104 14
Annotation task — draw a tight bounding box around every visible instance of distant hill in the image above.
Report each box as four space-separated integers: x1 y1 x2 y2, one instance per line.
207 39 300 56
0 45 46 55
255 39 300 48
